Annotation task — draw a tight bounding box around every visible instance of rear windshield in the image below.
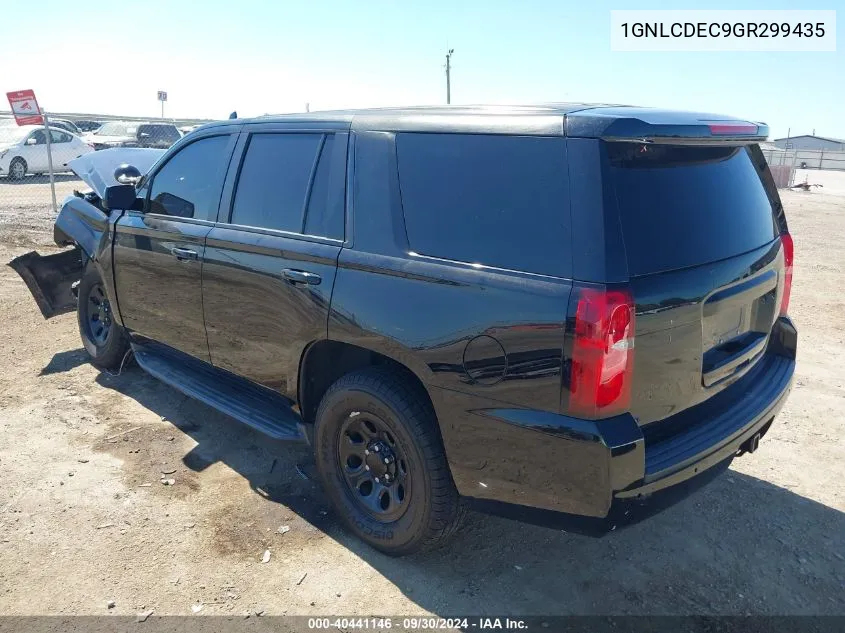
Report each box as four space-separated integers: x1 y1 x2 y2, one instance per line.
605 143 777 277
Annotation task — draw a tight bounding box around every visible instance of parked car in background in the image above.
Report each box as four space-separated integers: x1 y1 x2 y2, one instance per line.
179 124 201 136
75 120 105 133
84 121 181 150
47 119 83 136
0 125 94 180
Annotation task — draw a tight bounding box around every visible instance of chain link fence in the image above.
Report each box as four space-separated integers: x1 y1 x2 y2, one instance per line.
0 113 215 248
761 146 845 192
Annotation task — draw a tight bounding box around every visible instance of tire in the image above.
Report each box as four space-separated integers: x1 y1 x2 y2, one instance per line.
77 264 129 370
314 367 463 555
8 157 26 181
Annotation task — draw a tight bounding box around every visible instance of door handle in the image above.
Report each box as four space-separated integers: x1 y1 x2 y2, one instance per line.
282 269 321 285
171 247 198 261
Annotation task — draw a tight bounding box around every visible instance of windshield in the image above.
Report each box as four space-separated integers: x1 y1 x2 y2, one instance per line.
0 126 29 144
95 122 138 137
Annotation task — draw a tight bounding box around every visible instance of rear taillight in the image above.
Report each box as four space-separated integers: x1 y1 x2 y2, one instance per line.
780 232 794 316
569 288 635 418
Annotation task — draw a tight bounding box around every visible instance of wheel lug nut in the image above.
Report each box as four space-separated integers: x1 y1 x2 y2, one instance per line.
374 477 380 483
374 446 380 452
364 465 370 471
364 449 369 455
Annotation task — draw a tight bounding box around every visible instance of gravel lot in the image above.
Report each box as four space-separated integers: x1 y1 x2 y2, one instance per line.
0 180 843 618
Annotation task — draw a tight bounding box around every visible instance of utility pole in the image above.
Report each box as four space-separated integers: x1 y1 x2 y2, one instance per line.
445 48 454 104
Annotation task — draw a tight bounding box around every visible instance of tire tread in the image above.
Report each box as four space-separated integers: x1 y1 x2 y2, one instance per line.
316 366 464 554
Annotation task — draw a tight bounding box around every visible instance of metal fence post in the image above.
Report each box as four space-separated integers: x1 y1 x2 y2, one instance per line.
41 110 58 215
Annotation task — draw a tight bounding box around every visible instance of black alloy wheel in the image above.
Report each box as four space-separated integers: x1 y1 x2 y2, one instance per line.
338 412 411 522
83 282 112 345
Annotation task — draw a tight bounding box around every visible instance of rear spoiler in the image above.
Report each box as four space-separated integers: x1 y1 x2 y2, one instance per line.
565 107 768 145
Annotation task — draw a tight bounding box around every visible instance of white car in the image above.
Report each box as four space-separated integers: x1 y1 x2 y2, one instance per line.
0 125 95 180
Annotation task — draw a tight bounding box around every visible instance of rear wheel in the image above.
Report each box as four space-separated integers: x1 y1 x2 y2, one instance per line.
8 158 26 181
314 367 463 555
77 264 129 369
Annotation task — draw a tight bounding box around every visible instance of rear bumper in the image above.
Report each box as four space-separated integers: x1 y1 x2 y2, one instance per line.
450 317 796 533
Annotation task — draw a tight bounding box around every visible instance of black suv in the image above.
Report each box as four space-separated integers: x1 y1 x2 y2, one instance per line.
12 105 796 555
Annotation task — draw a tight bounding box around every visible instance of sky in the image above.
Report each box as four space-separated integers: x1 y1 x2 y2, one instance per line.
0 0 841 140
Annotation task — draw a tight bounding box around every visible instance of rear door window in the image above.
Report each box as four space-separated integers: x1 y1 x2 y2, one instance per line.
230 133 322 232
605 143 777 277
230 132 345 239
395 133 571 277
50 130 72 143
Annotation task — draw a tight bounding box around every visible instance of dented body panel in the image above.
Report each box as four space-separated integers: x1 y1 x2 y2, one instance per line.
7 148 164 324
9 195 125 323
54 195 110 257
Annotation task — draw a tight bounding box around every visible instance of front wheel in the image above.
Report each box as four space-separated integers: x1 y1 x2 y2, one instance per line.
77 264 129 369
314 367 463 555
8 157 27 181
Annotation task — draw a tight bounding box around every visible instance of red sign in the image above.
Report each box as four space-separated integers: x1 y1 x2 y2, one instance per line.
6 89 44 126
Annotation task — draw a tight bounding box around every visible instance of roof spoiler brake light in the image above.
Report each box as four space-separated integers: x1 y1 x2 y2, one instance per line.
565 108 769 144
707 122 758 135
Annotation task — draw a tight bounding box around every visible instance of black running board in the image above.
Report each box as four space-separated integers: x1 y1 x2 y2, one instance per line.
132 344 306 442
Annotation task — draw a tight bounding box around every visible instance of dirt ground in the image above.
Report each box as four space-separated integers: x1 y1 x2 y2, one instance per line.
0 181 843 618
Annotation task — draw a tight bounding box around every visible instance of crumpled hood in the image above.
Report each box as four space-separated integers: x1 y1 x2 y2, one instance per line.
69 148 165 198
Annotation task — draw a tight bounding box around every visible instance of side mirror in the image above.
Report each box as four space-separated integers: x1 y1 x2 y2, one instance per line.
26 138 37 145
103 184 138 211
114 163 143 185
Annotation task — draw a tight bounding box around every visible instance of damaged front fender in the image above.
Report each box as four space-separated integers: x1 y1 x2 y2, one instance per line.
9 147 158 321
9 193 111 319
54 194 111 255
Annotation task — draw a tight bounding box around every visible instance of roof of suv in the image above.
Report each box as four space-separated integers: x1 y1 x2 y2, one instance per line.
196 104 769 141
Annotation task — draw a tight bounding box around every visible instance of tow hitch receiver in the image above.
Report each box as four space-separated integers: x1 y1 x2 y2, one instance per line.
738 419 772 456
745 432 761 453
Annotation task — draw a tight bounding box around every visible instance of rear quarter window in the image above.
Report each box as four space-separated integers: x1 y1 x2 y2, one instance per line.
605 143 778 277
395 133 571 277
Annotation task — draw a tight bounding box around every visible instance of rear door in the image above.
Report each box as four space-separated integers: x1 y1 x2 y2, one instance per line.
201 126 347 396
22 129 48 171
113 131 238 361
49 130 81 171
592 141 785 425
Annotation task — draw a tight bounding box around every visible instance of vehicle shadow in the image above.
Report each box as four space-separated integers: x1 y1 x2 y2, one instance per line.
39 348 90 375
88 360 845 616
